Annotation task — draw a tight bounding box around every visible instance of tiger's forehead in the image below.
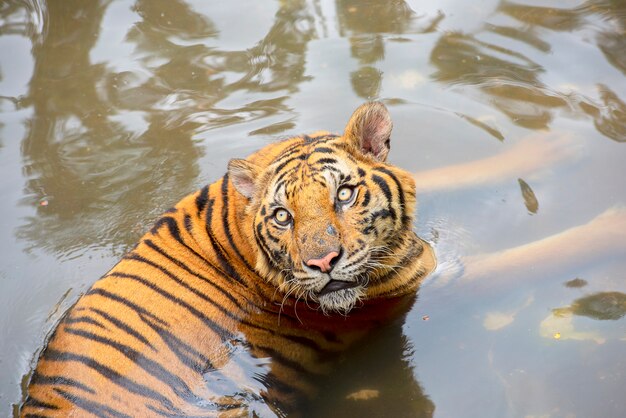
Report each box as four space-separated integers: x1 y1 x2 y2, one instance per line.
267 134 357 200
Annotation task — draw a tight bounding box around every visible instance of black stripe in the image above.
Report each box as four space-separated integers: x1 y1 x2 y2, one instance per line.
86 288 167 326
88 307 156 350
254 345 322 376
147 216 218 274
273 164 298 185
150 216 178 237
274 152 308 176
263 223 282 244
370 208 393 222
64 315 107 330
373 167 407 222
312 165 341 175
123 253 243 322
221 174 255 270
120 262 318 362
143 239 248 311
361 190 371 206
311 177 329 188
152 217 198 253
254 373 311 407
376 264 427 297
273 155 301 176
272 143 304 165
106 272 232 340
62 327 203 406
273 178 288 195
310 134 340 143
371 174 392 202
140 315 213 373
87 289 212 371
44 349 175 411
371 174 397 221
195 185 209 216
343 250 369 270
53 387 133 418
23 395 61 410
314 157 338 165
268 331 330 354
205 196 246 286
376 241 424 285
254 223 276 260
312 146 336 154
184 213 193 233
363 224 376 236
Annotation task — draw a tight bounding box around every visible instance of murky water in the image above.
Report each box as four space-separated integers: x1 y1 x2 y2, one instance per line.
1 0 625 416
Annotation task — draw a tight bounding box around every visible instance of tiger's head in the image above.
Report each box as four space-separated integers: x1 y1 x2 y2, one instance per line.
228 102 419 314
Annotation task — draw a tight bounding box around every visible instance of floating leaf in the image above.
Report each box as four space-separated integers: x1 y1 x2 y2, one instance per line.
564 278 588 288
518 178 539 214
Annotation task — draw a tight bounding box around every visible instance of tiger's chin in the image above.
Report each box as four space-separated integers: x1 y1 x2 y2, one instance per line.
314 286 366 315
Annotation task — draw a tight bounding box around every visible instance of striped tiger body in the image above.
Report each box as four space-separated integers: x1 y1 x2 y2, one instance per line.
22 103 435 417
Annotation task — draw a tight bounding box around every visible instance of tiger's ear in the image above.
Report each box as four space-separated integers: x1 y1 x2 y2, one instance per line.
344 102 392 162
228 159 259 199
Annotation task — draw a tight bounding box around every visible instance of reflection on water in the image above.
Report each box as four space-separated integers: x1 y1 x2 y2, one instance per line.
541 291 626 345
308 316 434 417
556 291 626 321
11 0 327 256
0 0 48 44
430 1 626 140
1 0 625 416
337 0 443 99
14 0 202 256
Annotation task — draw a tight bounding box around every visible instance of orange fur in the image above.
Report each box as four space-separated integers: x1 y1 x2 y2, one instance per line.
22 103 435 416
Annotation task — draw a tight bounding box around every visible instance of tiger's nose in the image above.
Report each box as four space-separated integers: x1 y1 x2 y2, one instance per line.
306 251 340 273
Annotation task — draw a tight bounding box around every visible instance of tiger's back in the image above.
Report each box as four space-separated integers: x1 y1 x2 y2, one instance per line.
22 103 435 417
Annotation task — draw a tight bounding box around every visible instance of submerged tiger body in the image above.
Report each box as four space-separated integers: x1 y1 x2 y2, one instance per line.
22 103 435 417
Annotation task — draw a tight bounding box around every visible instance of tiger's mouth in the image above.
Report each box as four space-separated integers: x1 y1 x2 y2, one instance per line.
317 279 361 296
315 284 365 314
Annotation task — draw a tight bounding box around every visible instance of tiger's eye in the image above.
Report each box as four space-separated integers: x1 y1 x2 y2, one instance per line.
274 208 291 225
337 186 354 202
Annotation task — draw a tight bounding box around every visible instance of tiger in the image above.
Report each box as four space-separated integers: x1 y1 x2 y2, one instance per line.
21 102 435 417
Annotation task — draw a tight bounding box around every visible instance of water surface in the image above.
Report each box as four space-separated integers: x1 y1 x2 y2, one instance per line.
1 0 625 416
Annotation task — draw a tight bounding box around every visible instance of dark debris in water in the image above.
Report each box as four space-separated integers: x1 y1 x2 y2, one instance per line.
518 178 539 214
455 112 505 141
564 278 588 288
569 292 626 321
